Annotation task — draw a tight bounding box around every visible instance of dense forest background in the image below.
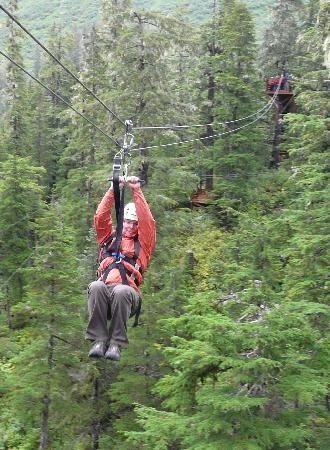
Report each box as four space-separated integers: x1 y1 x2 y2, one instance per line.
0 0 329 449
0 0 274 43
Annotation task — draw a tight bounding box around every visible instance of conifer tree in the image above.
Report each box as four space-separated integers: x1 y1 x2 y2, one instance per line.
0 155 45 314
0 0 33 159
274 11 330 446
57 23 118 252
193 0 220 192
197 0 265 228
259 0 304 76
99 0 198 184
0 204 88 449
29 25 78 199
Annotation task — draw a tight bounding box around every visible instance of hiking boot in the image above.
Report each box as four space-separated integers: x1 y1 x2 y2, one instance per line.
88 341 107 358
105 344 121 361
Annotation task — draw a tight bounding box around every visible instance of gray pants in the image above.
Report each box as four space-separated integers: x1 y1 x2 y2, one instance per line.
85 281 140 348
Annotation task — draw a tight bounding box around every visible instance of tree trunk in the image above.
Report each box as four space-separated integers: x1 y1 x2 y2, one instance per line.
39 335 54 450
5 285 11 328
39 395 51 450
92 378 101 449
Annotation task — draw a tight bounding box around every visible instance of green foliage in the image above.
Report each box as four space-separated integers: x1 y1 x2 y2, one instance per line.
0 0 329 448
126 2 329 448
0 0 275 51
0 155 45 307
0 204 89 448
195 0 267 228
259 0 305 75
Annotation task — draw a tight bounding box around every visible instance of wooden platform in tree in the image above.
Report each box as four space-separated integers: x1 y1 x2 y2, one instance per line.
266 89 294 96
191 189 212 207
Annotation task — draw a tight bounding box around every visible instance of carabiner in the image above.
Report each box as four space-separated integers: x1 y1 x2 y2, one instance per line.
123 132 134 149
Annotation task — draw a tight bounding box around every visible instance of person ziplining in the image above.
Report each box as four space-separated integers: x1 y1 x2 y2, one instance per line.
85 146 156 360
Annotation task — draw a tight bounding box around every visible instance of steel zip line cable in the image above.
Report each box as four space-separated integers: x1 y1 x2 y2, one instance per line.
0 3 125 127
0 50 121 147
133 84 281 152
134 97 276 131
133 113 267 152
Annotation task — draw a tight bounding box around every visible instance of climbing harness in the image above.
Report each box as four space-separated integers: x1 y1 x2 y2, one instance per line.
99 233 141 285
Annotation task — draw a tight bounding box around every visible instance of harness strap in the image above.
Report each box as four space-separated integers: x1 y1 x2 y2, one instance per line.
112 154 122 225
112 154 125 259
101 259 141 285
100 236 141 284
100 248 143 326
100 236 140 265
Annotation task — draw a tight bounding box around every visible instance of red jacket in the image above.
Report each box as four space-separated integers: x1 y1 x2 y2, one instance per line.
94 187 156 293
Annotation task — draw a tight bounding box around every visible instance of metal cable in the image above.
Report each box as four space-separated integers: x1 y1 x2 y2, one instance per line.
0 50 121 147
133 84 280 152
134 97 275 131
0 4 125 127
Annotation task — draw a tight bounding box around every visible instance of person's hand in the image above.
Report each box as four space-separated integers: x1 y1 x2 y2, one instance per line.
125 176 141 189
110 176 125 190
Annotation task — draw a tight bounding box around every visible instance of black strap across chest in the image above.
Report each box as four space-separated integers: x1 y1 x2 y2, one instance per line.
99 234 141 285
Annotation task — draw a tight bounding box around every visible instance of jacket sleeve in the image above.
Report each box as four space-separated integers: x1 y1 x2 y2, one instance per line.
133 187 156 259
94 188 115 245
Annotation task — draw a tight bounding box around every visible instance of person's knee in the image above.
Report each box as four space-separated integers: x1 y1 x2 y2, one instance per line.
88 280 107 296
113 284 134 301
